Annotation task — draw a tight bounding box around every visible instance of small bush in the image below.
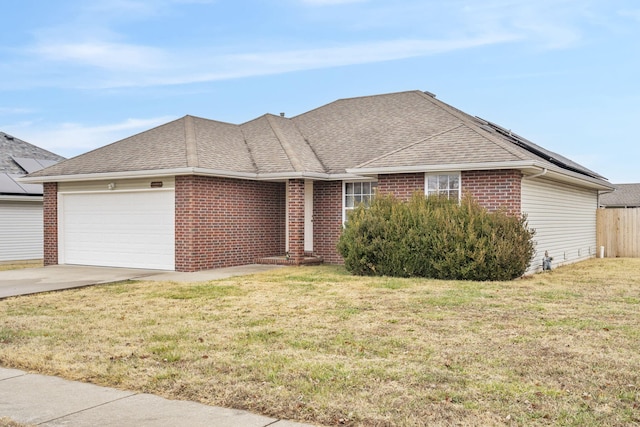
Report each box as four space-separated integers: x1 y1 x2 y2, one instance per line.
337 193 535 281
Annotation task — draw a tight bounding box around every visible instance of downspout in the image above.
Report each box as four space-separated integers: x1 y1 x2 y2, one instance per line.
523 167 547 180
597 188 616 208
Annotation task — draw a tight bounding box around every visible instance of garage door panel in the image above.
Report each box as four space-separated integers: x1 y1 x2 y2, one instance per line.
61 191 175 270
0 202 43 262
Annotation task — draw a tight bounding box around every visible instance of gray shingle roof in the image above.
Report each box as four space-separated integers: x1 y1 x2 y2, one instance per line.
25 90 607 185
599 184 640 207
0 132 64 195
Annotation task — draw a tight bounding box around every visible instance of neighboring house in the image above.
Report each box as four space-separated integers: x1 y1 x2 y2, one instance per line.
0 132 64 263
22 90 613 273
599 184 640 208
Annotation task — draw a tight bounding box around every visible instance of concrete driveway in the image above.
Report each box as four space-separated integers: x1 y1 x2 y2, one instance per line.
0 264 283 299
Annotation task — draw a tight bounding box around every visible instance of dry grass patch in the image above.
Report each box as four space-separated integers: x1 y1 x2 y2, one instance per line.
0 261 43 271
1 259 639 426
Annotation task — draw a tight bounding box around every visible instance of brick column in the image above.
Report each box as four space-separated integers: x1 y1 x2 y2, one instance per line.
175 175 196 272
287 179 305 263
43 182 58 266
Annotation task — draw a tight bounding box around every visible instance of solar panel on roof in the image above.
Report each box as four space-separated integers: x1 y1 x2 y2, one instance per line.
475 118 605 180
10 174 43 194
0 173 43 195
0 173 27 194
11 157 46 174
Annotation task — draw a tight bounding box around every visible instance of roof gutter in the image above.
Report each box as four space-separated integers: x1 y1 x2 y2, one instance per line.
522 167 547 180
0 195 43 202
18 162 615 191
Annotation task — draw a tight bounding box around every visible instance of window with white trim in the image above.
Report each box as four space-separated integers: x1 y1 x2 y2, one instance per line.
343 181 378 222
425 173 461 200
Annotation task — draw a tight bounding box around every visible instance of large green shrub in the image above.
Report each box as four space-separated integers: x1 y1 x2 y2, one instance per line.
337 193 535 281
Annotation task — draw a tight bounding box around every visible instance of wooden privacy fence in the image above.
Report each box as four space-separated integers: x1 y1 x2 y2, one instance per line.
596 208 640 258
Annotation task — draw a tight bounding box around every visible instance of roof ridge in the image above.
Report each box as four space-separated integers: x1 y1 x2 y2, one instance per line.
290 119 329 173
184 115 199 168
265 115 303 172
356 124 466 169
291 90 423 119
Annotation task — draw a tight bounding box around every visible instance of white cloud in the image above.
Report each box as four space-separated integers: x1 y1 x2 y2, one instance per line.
32 41 167 71
459 0 584 50
2 0 606 90
46 33 519 88
3 116 175 157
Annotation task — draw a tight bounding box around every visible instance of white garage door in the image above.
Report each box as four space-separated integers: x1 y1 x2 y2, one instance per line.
0 201 43 262
60 190 175 270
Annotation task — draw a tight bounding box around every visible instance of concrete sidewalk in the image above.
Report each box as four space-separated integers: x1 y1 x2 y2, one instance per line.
0 367 313 427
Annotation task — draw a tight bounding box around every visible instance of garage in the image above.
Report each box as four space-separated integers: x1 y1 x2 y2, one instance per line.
59 189 175 270
0 200 43 262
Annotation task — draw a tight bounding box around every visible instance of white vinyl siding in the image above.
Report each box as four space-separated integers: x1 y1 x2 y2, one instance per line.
59 189 175 270
521 178 598 273
0 201 43 262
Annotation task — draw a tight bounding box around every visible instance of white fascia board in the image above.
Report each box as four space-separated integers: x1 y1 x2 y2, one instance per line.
0 195 43 202
19 168 363 183
539 168 614 190
255 172 364 181
19 168 260 184
18 168 196 183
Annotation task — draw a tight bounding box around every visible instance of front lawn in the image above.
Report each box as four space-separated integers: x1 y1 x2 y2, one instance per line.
0 259 639 426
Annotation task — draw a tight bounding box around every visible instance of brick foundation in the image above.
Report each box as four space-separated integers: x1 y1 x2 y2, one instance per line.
175 176 286 272
43 182 58 266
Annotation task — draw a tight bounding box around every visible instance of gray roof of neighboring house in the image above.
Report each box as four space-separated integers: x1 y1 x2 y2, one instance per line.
0 132 65 195
599 184 640 207
25 90 608 186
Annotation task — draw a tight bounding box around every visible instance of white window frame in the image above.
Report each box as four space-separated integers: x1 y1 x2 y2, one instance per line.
424 172 461 201
342 180 378 224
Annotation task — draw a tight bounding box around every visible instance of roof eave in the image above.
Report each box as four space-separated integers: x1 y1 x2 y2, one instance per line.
0 195 43 202
347 160 541 176
18 168 364 184
347 160 614 191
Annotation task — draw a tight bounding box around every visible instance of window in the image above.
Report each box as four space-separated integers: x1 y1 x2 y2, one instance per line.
426 173 460 200
343 181 378 222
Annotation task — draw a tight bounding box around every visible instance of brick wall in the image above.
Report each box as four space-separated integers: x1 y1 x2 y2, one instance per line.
43 182 58 266
461 170 522 215
313 180 343 263
175 175 285 272
377 173 425 200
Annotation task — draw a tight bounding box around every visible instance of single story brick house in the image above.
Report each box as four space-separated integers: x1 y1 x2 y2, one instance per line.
1 132 64 263
23 90 613 272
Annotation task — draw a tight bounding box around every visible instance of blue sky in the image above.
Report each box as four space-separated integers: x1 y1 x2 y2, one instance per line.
1 0 639 182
